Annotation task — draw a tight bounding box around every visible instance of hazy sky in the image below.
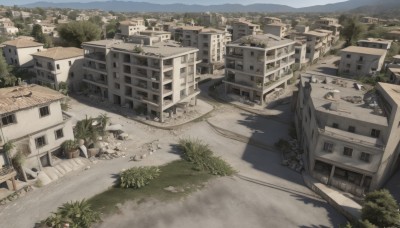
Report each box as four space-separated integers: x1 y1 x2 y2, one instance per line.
1 0 347 8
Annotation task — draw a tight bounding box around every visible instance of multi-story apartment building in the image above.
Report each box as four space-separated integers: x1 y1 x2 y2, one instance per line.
173 26 227 74
294 39 309 68
224 34 295 104
263 23 289 38
303 30 331 64
315 18 341 43
387 67 400 84
231 20 261 41
387 29 400 41
82 39 201 122
119 19 146 36
295 74 400 195
0 26 18 35
0 84 74 183
339 46 387 77
360 17 379 24
263 17 282 25
357 38 392 50
32 47 84 91
2 38 44 67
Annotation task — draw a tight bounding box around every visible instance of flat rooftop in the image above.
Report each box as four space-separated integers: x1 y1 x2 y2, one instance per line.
2 38 43 48
82 39 123 48
357 38 392 44
0 84 65 114
341 46 387 56
300 73 388 126
111 40 198 58
229 34 294 49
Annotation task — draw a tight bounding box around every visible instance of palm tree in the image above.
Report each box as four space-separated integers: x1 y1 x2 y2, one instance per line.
74 116 99 147
97 113 110 133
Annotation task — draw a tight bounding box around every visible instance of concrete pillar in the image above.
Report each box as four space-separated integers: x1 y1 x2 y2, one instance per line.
173 106 177 114
11 177 16 191
194 97 197 106
328 165 335 185
360 175 365 187
48 151 53 167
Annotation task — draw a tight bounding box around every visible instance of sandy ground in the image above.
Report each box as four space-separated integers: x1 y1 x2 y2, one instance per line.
0 91 346 227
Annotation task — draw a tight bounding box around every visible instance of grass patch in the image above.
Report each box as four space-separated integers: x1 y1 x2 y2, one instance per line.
87 160 213 216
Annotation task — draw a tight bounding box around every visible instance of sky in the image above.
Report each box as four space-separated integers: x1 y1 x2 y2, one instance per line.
0 0 347 8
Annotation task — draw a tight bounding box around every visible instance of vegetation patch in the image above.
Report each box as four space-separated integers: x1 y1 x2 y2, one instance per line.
179 138 235 176
120 166 160 189
86 160 214 216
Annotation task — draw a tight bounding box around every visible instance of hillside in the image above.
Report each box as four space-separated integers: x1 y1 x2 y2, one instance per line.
20 0 400 13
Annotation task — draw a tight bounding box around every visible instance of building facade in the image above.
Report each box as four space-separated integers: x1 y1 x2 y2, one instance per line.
2 38 44 68
0 85 74 183
32 47 84 91
224 34 295 104
357 38 392 50
339 46 387 77
295 74 400 196
231 20 261 41
82 39 201 122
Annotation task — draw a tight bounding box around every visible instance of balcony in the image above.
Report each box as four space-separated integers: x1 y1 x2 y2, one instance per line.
85 52 106 62
318 126 385 150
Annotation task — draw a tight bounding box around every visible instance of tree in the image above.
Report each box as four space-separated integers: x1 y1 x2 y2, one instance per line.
0 54 8 77
361 189 400 227
67 11 78 20
342 18 366 46
388 42 399 59
31 24 43 41
105 19 118 38
58 21 101 47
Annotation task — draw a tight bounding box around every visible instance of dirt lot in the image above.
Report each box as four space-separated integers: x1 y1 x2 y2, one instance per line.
0 96 346 228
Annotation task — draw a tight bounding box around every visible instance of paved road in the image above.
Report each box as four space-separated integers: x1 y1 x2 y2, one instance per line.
0 95 346 228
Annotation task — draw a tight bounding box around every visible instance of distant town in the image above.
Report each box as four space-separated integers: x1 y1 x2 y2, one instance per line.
0 1 400 228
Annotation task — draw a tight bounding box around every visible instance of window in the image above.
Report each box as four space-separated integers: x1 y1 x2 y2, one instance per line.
1 114 16 126
250 65 254 70
332 123 339 129
346 54 351 58
360 152 370 162
357 65 362 70
56 64 60 70
114 83 120 89
348 126 355 133
35 136 47 148
39 106 50 117
250 51 254 56
323 142 333 152
69 72 74 78
68 61 72 66
250 76 254 81
54 129 64 140
371 129 380 138
343 147 353 157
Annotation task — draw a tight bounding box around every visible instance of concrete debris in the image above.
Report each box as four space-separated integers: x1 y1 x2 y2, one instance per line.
281 139 304 173
163 186 185 193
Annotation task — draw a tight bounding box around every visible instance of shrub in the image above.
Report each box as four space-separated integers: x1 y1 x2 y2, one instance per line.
275 139 291 153
120 166 161 189
43 200 100 228
179 138 235 176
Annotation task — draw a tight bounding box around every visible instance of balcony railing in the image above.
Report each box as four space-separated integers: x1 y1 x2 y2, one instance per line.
318 127 385 149
85 52 106 61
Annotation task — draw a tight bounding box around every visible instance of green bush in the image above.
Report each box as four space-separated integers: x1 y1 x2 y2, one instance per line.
120 166 161 189
43 200 100 228
179 138 235 176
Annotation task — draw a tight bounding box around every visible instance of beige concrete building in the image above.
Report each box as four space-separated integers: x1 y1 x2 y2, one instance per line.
2 38 44 68
315 17 341 43
231 20 261 41
32 47 84 91
303 30 332 63
361 17 379 24
357 38 392 50
294 40 309 68
263 23 289 38
0 84 74 184
387 30 400 41
173 26 227 74
224 34 295 104
339 46 387 77
263 17 282 25
0 26 18 35
295 74 400 196
119 19 146 36
82 39 200 122
387 68 400 84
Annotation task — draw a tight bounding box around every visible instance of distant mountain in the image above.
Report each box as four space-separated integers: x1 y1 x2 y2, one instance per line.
21 1 296 13
348 1 400 16
20 0 400 13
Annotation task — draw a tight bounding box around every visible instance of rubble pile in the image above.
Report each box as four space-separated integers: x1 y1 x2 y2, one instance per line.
130 140 161 161
281 139 304 173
